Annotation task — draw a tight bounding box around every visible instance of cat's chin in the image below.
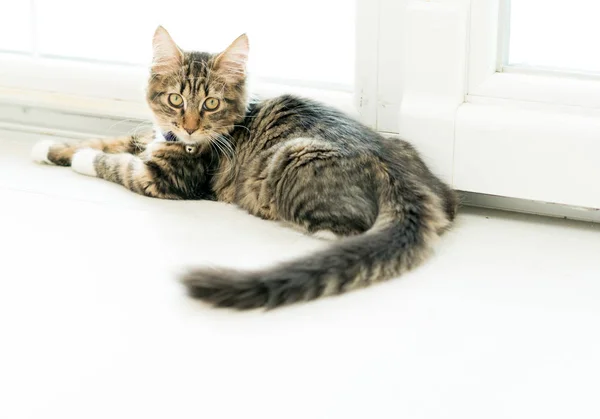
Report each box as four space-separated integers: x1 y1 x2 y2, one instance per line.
182 136 218 146
166 132 209 146
156 128 214 146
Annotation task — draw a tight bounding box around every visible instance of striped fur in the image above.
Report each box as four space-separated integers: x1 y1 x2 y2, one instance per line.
33 27 458 310
41 134 216 200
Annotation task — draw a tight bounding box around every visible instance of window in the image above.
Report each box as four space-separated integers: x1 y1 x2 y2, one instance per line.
0 1 358 114
31 1 355 89
507 0 600 76
0 2 31 53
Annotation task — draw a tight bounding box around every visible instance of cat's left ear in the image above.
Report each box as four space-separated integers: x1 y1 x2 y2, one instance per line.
214 34 249 82
152 26 183 74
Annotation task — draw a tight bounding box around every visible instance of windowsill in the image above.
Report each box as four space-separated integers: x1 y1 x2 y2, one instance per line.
468 72 600 111
0 83 355 120
0 54 358 133
0 81 357 141
0 87 151 120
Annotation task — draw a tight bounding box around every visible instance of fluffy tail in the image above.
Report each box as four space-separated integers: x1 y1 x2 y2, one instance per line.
182 198 449 310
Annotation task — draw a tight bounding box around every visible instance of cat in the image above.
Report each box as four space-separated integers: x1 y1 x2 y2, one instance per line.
32 26 458 310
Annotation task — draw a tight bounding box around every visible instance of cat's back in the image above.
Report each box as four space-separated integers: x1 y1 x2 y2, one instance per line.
243 94 383 154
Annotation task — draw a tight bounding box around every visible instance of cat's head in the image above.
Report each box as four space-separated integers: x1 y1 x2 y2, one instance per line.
147 26 249 145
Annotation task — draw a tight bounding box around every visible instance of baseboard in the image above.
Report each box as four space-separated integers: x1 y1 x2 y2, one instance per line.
0 101 150 139
460 192 600 223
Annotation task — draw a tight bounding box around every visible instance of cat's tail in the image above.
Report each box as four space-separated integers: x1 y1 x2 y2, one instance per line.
181 186 453 310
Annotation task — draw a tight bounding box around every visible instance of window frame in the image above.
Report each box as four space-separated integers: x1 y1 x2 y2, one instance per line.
397 0 600 210
467 0 600 110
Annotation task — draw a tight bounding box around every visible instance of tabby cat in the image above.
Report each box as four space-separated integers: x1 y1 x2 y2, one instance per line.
32 27 458 310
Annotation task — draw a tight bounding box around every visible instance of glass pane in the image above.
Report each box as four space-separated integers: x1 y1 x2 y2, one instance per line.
36 0 355 88
509 0 600 74
0 2 32 53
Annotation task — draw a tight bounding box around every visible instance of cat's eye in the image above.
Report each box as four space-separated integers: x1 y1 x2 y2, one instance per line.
203 97 220 111
168 93 184 108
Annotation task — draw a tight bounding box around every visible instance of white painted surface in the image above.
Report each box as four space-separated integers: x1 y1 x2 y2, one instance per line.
375 0 408 133
0 54 147 102
354 0 381 129
394 0 600 208
455 103 600 209
466 0 501 91
462 192 600 223
0 78 355 125
468 71 600 110
398 0 470 184
2 131 600 419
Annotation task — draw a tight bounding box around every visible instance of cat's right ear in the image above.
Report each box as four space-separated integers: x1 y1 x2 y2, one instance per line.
152 26 183 74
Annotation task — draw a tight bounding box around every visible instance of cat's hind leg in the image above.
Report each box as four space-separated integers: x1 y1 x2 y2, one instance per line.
32 133 153 166
69 149 182 199
270 138 380 238
69 141 213 200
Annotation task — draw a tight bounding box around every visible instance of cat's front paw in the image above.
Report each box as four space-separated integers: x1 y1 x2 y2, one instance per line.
31 140 58 165
71 148 101 177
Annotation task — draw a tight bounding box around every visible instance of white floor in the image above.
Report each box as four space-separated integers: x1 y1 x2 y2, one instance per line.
1 130 599 419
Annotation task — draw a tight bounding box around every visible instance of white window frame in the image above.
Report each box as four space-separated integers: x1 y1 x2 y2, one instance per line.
397 0 600 211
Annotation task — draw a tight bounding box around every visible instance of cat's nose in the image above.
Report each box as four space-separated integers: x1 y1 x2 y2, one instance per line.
184 128 197 135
